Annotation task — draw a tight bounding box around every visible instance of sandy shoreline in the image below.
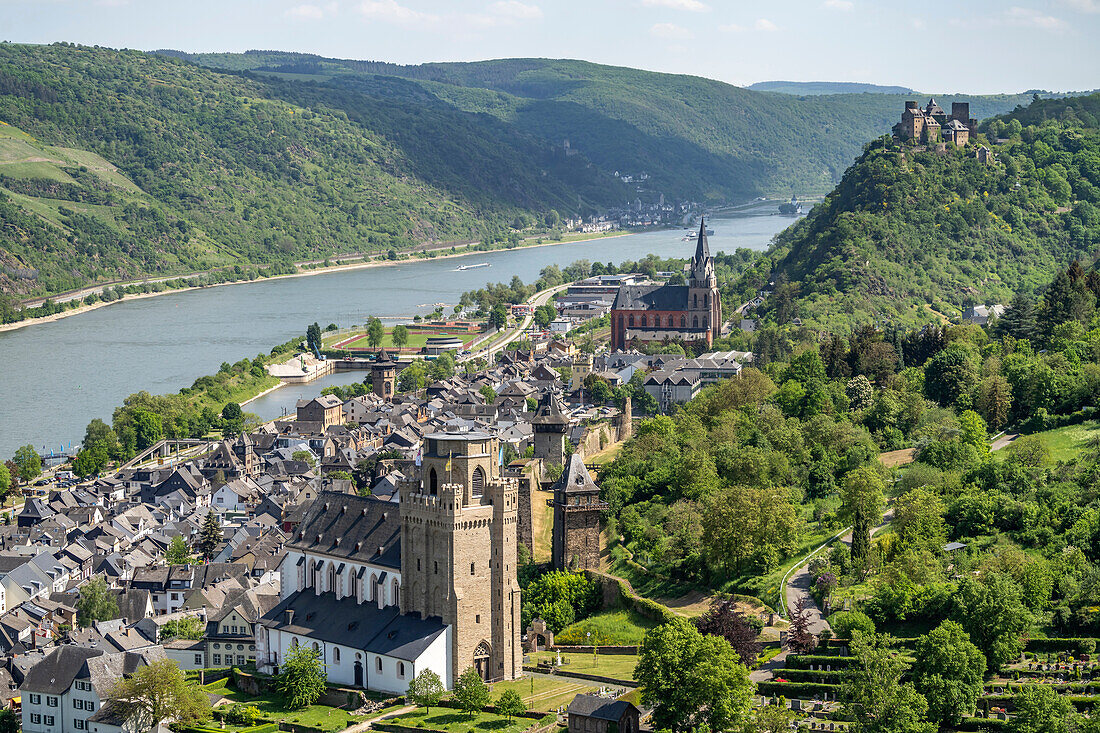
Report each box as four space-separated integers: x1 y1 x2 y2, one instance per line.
0 231 631 335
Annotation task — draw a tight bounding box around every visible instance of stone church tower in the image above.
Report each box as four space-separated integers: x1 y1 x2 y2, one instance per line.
399 426 522 684
688 218 721 346
552 454 608 571
532 391 570 466
371 348 398 400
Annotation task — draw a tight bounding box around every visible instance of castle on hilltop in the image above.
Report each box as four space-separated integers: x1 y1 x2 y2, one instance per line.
894 99 977 146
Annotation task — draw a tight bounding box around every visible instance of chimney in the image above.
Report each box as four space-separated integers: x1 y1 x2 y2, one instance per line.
285 609 294 625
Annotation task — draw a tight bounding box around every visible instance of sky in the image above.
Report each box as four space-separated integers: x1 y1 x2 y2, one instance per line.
1 0 1097 94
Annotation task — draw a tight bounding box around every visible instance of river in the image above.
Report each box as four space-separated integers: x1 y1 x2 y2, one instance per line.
0 206 798 459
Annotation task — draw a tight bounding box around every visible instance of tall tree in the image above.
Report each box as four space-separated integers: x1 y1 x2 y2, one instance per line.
306 322 323 353
923 343 978 407
841 466 885 571
953 573 1031 670
495 689 527 721
996 291 1039 342
636 618 753 733
453 667 491 720
892 488 946 554
406 669 444 712
841 632 934 733
911 620 985 728
787 596 817 654
391 324 409 349
367 317 385 348
277 645 327 709
196 511 222 560
1007 685 1079 733
165 535 193 565
12 444 41 484
694 596 763 667
76 576 119 627
110 658 209 730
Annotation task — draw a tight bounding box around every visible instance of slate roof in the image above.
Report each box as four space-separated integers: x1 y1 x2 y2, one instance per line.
611 283 688 311
553 454 600 495
567 694 638 721
288 492 401 568
261 590 446 661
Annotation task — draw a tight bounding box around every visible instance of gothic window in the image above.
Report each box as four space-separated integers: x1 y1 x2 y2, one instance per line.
703 316 709 329
693 293 698 308
472 466 485 498
429 467 438 496
680 315 686 328
667 316 674 328
693 316 699 329
641 315 647 327
704 293 709 307
628 314 634 327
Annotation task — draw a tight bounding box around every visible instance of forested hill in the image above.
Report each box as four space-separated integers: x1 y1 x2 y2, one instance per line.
0 44 626 299
745 81 915 95
761 92 1100 331
164 51 1047 201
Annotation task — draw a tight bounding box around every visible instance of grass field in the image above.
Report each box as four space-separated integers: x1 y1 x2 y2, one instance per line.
201 678 360 732
1029 421 1100 463
531 489 554 563
556 609 656 646
330 327 480 351
529 651 639 681
386 707 530 733
489 675 601 713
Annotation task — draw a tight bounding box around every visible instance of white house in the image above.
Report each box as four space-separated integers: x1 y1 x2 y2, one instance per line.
21 645 165 733
256 494 451 694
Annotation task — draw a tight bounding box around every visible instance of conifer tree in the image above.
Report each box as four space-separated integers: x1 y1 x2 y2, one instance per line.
197 511 222 560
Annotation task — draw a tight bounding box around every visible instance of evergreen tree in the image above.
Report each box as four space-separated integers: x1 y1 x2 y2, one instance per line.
997 291 1040 342
196 511 222 560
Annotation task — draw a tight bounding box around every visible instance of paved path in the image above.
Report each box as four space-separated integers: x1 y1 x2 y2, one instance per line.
346 704 416 733
991 433 1019 451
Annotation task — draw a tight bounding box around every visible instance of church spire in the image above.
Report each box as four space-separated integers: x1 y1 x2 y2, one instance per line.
693 216 710 264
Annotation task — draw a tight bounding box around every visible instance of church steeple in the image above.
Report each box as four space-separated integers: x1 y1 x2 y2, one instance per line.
690 216 715 286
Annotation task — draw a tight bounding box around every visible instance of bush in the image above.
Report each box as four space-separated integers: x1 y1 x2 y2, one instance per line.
829 610 876 639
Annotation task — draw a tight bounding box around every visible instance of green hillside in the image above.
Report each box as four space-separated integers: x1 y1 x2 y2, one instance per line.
167 51 1045 201
760 93 1100 330
746 81 915 95
0 43 625 300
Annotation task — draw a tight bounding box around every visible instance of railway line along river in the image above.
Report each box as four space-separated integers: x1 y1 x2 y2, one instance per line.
0 208 797 459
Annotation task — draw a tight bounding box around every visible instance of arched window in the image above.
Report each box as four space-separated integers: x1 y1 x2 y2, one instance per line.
428 467 438 496
392 579 400 607
370 574 377 602
693 316 699 329
328 564 336 594
667 316 674 328
312 642 319 653
704 292 709 307
628 314 634 327
291 638 299 648
703 315 709 329
333 648 341 664
641 315 647 327
680 315 686 328
693 293 698 308
471 466 485 498
376 657 383 673
397 662 406 678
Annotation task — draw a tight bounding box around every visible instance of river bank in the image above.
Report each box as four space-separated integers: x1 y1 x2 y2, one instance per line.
0 230 629 335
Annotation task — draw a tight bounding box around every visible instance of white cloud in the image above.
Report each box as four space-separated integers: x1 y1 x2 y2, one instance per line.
357 0 437 24
642 0 710 12
1004 6 1067 30
286 3 327 19
823 0 854 11
489 0 543 20
650 22 693 39
1061 0 1100 12
754 18 778 31
718 18 776 32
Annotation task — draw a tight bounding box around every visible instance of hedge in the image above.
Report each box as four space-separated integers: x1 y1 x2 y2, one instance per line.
954 719 1008 732
784 655 857 670
1024 638 1100 653
775 669 844 683
980 694 1100 712
756 681 840 699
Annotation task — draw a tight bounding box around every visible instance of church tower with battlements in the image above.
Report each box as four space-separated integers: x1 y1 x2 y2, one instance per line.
399 426 522 684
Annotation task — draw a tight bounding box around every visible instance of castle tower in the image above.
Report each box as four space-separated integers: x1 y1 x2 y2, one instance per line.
571 351 593 393
688 218 722 346
532 391 570 466
552 454 609 571
399 427 521 685
371 348 398 400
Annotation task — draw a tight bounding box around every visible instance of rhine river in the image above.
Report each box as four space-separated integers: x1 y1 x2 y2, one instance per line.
0 207 797 459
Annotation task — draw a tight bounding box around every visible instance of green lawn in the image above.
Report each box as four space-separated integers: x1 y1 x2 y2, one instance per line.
528 651 639 681
385 707 532 733
488 676 601 713
328 328 480 351
555 609 655 646
201 678 360 732
1020 420 1100 463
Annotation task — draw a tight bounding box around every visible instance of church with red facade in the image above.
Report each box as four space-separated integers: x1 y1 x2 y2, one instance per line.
610 219 722 351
